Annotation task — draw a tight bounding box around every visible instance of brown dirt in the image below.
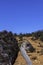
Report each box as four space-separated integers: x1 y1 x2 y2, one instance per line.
14 37 43 65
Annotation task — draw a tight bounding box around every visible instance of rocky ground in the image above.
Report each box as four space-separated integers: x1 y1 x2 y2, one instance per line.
14 37 43 65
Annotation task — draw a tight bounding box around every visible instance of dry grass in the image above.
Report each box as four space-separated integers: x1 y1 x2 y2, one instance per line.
14 37 43 65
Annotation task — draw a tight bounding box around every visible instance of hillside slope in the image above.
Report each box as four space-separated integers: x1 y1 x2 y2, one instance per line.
14 37 43 65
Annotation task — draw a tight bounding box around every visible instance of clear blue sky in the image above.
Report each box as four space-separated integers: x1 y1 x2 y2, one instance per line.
0 0 43 33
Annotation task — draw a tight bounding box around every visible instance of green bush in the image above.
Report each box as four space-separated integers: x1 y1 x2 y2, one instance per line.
0 30 19 65
40 34 43 41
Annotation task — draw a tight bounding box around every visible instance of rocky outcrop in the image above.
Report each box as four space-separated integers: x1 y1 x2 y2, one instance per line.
0 30 19 65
